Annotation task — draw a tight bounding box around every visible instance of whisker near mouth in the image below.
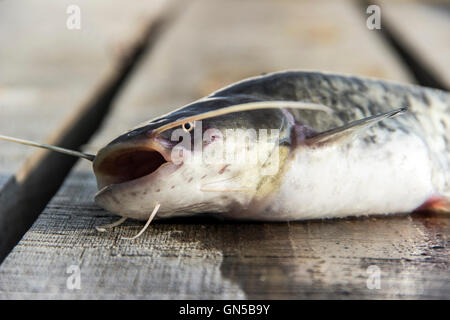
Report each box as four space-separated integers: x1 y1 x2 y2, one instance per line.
94 147 168 189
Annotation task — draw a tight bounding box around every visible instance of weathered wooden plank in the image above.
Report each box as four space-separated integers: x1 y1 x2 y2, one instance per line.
0 169 447 299
0 0 165 182
379 1 450 89
0 172 246 299
0 0 168 259
2 0 448 299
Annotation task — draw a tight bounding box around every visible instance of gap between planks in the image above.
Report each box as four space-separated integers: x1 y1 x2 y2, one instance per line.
0 8 175 264
361 0 449 91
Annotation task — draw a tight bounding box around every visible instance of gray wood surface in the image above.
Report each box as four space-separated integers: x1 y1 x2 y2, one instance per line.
0 0 168 260
0 0 448 299
0 0 165 183
380 1 450 89
0 169 448 299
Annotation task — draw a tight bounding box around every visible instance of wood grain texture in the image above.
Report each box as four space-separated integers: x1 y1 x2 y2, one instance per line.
0 170 447 299
0 0 448 299
0 0 168 261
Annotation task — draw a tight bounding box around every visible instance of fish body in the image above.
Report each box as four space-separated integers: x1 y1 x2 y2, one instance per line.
93 71 450 221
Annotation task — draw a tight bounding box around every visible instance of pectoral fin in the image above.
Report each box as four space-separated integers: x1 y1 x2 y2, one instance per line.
305 107 408 147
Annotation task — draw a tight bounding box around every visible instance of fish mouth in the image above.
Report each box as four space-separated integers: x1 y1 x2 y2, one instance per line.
93 141 173 190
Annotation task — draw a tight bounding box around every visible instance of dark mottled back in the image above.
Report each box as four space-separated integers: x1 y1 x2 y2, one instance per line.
107 71 450 195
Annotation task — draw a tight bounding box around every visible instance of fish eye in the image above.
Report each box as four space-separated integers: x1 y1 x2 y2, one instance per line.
182 121 194 132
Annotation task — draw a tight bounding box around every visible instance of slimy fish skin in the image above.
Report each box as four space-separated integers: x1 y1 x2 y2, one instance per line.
93 71 450 221
2 71 449 225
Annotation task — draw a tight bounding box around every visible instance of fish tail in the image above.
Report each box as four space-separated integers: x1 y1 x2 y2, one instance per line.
416 195 450 212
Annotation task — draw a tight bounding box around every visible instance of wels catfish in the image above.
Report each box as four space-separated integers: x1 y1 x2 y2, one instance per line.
1 71 449 238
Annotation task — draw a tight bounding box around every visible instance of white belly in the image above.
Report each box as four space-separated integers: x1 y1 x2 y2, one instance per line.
264 130 435 220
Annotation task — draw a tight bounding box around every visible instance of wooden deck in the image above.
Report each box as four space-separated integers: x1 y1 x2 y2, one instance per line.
0 0 448 299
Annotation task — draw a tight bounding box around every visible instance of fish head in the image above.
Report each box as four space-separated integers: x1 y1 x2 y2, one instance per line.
93 100 288 220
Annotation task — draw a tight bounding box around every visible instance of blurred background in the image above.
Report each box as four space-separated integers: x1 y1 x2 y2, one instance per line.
0 0 449 299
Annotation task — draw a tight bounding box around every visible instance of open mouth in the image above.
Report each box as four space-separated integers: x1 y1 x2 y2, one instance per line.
94 146 170 189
